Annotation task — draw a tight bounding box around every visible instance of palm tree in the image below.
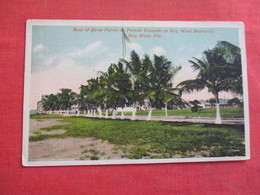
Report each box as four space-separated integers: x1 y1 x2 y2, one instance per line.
105 62 132 118
121 52 152 119
121 51 180 120
145 55 182 120
57 88 77 114
123 50 143 76
82 62 132 119
89 75 113 117
216 41 242 95
178 46 233 124
208 98 216 107
162 87 183 117
120 51 149 106
41 94 59 113
121 51 182 120
77 84 92 114
85 77 102 116
227 97 241 107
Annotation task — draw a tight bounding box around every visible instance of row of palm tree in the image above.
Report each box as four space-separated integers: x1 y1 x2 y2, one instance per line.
41 88 77 113
41 41 242 124
77 51 183 120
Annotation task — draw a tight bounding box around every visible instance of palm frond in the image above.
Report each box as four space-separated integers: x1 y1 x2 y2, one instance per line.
177 79 206 93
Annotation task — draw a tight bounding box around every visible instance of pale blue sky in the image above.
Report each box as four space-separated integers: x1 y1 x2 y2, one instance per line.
30 25 240 109
31 25 239 72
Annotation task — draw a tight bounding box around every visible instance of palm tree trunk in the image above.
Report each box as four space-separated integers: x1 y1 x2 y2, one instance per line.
98 107 102 117
131 108 136 120
112 110 116 119
147 107 152 121
165 102 168 117
214 93 222 124
105 109 108 118
121 111 124 120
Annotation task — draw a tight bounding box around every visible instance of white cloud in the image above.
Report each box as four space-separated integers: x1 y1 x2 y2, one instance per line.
177 45 190 52
29 48 126 109
127 42 143 54
69 41 104 57
33 41 108 72
41 56 55 67
33 44 47 52
149 46 166 56
30 41 144 109
30 58 97 109
171 58 195 87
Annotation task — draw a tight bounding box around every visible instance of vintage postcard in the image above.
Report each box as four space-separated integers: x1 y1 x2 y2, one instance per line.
23 20 250 166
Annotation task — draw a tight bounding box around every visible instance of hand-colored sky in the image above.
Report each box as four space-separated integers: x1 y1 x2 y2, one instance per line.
30 24 241 109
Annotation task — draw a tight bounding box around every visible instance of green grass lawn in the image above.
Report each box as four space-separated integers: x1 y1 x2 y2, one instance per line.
102 107 244 118
33 107 244 118
30 115 245 159
30 114 65 119
134 107 244 118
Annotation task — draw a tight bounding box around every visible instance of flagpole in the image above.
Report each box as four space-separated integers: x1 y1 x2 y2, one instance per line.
121 28 130 59
122 28 125 59
122 29 123 58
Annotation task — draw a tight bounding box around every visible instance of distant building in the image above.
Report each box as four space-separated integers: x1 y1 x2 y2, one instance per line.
201 99 231 109
37 100 44 113
203 101 212 109
186 98 239 109
37 95 48 114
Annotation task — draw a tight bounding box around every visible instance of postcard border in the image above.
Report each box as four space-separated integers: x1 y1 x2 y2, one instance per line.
23 20 250 167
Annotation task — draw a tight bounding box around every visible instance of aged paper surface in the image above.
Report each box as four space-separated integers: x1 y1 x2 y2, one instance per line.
23 20 249 166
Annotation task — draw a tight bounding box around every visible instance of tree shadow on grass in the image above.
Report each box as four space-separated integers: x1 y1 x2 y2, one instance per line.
203 123 244 131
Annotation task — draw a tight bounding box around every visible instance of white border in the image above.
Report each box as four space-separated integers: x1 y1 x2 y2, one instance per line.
23 20 250 167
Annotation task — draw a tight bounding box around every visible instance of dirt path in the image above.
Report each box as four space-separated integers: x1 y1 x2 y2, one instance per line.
29 119 70 136
29 119 128 161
